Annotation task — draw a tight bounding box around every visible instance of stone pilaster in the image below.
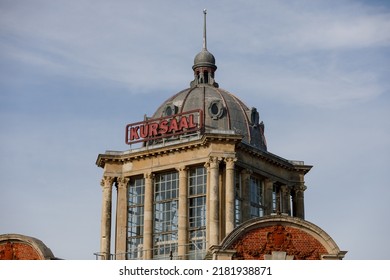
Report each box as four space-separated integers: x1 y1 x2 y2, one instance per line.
225 157 236 236
143 173 154 259
100 176 115 260
115 177 129 260
177 166 188 259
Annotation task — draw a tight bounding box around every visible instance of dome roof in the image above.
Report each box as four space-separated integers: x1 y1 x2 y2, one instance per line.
152 85 267 150
193 49 216 70
151 10 267 150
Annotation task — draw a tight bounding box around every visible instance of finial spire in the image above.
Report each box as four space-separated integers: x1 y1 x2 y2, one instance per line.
190 9 218 88
203 9 207 50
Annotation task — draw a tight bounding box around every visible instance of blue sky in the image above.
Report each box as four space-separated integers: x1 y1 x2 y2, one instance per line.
1 0 389 260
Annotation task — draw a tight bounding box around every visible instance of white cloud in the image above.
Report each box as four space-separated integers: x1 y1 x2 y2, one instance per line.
284 13 390 51
219 54 385 110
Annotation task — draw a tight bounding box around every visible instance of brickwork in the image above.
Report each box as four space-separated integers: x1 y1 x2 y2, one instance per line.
230 224 328 260
0 241 41 260
0 234 56 260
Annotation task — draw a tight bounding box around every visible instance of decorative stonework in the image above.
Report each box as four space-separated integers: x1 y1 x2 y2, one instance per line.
224 157 237 169
208 156 220 168
264 225 295 254
208 100 225 120
100 176 115 188
232 224 322 260
116 177 129 189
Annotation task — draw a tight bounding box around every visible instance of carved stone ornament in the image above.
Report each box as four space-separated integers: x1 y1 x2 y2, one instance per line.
208 100 224 120
264 225 295 254
116 177 129 189
234 224 319 260
100 176 115 188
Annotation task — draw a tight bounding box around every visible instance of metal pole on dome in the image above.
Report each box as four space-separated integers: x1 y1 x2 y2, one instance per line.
203 9 207 51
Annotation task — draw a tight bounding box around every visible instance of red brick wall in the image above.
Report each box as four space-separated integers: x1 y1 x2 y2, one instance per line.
230 224 328 260
0 241 42 260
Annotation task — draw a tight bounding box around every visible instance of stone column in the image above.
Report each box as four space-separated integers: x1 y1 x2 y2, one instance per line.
208 156 220 247
292 184 306 219
225 157 236 236
143 173 154 259
240 169 251 222
115 177 129 260
204 162 210 249
177 166 188 259
100 176 115 260
264 179 274 216
281 185 291 215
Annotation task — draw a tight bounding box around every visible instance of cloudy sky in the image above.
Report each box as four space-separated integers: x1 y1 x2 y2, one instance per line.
1 0 389 260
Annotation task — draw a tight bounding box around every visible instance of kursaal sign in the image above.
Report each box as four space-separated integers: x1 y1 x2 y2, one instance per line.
125 109 203 145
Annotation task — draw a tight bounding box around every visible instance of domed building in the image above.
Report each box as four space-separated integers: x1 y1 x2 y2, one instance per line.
95 10 346 260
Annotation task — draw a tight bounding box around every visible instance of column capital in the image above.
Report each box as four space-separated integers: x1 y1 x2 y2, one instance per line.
176 166 189 173
116 177 129 189
100 176 115 188
280 184 290 193
224 157 237 169
144 172 154 179
263 178 276 186
240 168 253 176
209 156 221 169
293 184 307 194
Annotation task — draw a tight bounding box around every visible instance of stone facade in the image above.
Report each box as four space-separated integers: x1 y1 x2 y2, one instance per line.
96 133 315 260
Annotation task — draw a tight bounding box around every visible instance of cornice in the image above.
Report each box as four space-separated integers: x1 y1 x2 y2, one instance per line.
237 142 312 174
96 133 242 168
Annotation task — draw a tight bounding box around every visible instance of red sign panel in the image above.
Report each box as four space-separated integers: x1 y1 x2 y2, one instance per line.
125 109 203 145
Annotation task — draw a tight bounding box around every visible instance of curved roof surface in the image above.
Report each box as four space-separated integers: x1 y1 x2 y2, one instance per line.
152 85 267 150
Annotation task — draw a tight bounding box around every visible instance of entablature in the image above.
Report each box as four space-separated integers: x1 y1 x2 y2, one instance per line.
236 142 312 185
96 133 242 168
